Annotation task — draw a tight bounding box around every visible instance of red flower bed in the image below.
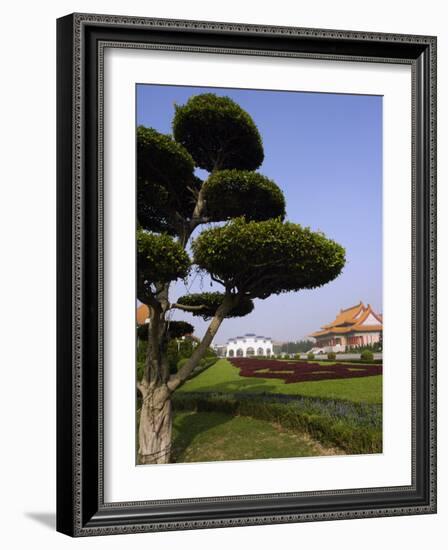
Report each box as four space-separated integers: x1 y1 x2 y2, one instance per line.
228 358 382 383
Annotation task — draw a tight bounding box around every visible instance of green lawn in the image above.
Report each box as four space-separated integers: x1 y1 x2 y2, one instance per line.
171 410 339 462
179 359 382 404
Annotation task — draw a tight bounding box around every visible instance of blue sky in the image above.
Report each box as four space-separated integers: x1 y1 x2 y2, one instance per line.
136 84 382 344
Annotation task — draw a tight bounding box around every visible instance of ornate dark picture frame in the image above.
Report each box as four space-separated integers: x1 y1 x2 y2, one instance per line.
56 13 437 537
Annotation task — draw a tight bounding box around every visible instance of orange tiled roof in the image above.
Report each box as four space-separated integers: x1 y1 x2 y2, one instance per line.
136 304 150 325
353 305 382 326
322 301 365 328
309 302 382 338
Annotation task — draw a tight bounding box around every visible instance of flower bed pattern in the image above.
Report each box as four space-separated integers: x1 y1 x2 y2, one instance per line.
229 358 382 383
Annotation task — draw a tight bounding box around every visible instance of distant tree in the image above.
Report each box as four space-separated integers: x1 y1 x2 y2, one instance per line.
137 93 346 463
280 339 314 354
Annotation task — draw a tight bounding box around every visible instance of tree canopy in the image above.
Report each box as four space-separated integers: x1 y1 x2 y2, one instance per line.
192 217 345 299
176 292 254 320
137 230 190 302
136 91 345 311
137 126 200 233
202 169 285 222
172 94 264 172
167 320 195 339
137 126 195 194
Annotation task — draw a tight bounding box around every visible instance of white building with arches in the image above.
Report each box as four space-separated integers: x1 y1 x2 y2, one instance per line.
225 334 273 358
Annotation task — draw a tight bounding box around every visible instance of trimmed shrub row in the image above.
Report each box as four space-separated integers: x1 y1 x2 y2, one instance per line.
173 391 382 455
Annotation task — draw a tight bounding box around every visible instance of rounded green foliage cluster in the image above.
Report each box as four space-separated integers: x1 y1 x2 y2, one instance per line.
137 126 198 232
137 177 201 235
307 352 315 361
137 182 177 235
192 218 346 299
360 349 374 362
137 126 195 191
172 93 264 172
137 230 190 284
177 292 254 320
203 169 285 222
327 352 336 361
167 321 194 339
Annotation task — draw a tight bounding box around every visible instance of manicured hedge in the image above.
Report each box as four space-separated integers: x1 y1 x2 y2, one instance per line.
361 349 374 362
173 391 382 455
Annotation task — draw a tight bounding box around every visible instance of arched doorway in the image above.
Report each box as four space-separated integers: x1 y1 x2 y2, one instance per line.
228 349 234 357
257 347 264 356
236 348 244 357
246 347 255 356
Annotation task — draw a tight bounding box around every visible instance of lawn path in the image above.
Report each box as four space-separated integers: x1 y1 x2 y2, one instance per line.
171 411 344 463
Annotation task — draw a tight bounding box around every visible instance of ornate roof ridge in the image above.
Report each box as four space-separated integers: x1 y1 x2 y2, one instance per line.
310 301 382 337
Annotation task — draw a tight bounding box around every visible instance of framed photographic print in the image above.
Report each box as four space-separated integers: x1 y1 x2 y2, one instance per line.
56 13 437 536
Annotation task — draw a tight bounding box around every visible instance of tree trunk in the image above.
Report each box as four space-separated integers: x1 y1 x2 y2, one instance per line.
137 292 237 463
138 382 172 464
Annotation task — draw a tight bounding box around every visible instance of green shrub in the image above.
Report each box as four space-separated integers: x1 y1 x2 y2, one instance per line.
307 352 315 361
177 357 189 370
360 349 374 362
204 346 217 357
172 392 382 455
167 340 180 373
187 356 218 380
293 354 301 360
136 338 147 363
199 356 218 369
327 352 336 361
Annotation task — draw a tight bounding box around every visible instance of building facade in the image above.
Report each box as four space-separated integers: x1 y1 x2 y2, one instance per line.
225 334 273 358
309 302 382 352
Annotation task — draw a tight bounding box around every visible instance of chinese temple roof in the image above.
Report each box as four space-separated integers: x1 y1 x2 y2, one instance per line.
136 304 150 325
310 302 382 338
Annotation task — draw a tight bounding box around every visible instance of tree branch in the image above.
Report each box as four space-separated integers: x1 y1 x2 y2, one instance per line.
191 184 206 222
210 274 226 286
167 294 236 392
171 302 207 313
191 216 211 226
137 282 162 311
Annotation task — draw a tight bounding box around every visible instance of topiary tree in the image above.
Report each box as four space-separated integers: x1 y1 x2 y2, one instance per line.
136 93 346 464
